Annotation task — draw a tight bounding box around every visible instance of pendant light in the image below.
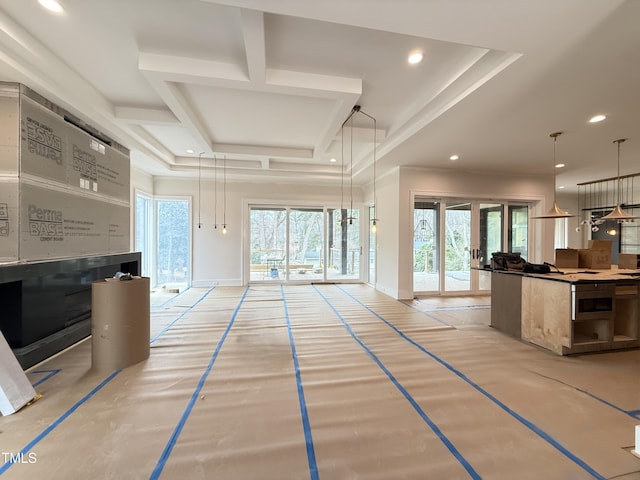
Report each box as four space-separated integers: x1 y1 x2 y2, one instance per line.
213 155 218 230
197 152 203 229
533 131 573 218
365 111 379 233
601 138 637 221
222 155 228 235
575 184 583 232
339 105 379 230
348 111 355 225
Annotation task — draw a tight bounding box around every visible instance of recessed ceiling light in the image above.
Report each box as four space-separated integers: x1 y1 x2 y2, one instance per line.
449 154 459 161
38 0 64 14
329 157 337 163
558 185 565 189
408 52 424 64
186 148 195 154
589 114 606 123
555 163 565 168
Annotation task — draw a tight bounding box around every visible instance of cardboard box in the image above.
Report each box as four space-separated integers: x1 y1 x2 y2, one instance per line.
618 253 640 270
578 249 611 269
555 248 579 268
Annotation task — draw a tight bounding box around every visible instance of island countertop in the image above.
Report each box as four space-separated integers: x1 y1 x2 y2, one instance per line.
489 267 640 284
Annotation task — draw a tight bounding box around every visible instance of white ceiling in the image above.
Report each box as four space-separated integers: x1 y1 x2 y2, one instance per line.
1 0 639 192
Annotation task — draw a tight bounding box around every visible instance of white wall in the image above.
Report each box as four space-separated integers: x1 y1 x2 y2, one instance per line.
153 176 361 286
556 191 583 249
367 168 400 298
129 167 154 252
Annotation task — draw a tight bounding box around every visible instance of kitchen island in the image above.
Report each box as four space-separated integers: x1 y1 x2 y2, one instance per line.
491 268 640 355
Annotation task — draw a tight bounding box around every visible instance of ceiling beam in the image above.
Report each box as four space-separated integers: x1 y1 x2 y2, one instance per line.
139 70 215 155
114 106 179 125
212 142 313 159
241 9 266 83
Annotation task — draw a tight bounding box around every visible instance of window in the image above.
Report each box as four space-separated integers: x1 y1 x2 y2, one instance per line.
249 205 363 283
156 198 190 288
135 192 153 278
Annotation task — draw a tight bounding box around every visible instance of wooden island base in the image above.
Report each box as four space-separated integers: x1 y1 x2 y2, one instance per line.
491 269 639 355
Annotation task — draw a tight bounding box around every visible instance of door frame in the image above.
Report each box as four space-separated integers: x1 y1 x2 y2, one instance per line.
245 201 368 285
155 195 192 289
412 195 531 296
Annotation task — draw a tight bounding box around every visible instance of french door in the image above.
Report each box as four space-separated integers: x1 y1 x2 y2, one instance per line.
413 198 528 295
249 205 363 283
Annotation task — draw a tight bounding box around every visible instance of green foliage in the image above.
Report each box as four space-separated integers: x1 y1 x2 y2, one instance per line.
157 199 189 283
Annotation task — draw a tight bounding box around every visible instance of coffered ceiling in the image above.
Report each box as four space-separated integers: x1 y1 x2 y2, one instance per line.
0 0 639 192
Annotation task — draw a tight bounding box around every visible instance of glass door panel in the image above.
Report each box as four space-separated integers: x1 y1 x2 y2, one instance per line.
288 208 324 282
413 201 440 292
156 198 190 289
508 205 529 260
327 208 360 280
479 203 503 291
249 207 286 282
444 202 471 292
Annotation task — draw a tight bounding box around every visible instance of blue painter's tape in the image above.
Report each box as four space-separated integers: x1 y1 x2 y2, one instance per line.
564 384 640 420
335 285 607 480
150 287 215 344
31 369 62 388
149 285 250 480
280 285 319 480
0 370 121 476
313 285 481 480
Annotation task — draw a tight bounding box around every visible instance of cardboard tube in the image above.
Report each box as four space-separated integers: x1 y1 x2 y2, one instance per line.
91 277 150 371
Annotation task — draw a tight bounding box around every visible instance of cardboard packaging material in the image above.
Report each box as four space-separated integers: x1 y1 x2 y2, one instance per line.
618 253 640 270
91 276 150 371
555 248 579 268
578 249 611 269
0 331 37 416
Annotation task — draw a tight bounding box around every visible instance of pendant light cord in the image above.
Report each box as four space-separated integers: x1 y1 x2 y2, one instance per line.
340 122 345 213
615 139 625 205
339 105 378 227
358 109 377 225
349 114 354 223
213 155 218 229
550 131 562 203
197 152 203 228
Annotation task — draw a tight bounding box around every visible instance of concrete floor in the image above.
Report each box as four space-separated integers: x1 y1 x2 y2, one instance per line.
1 284 639 479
